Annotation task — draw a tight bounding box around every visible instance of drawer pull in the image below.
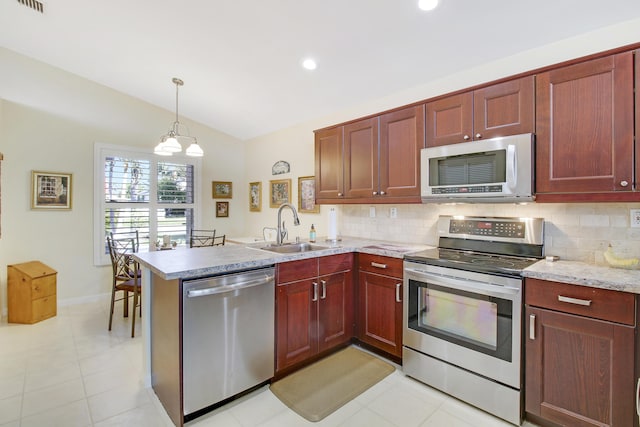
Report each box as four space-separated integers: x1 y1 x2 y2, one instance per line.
371 262 387 269
320 280 327 300
529 314 536 340
395 283 402 303
312 282 318 302
636 377 640 417
558 295 592 306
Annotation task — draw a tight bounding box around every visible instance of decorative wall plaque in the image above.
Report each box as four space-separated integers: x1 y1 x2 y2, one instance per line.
272 160 290 175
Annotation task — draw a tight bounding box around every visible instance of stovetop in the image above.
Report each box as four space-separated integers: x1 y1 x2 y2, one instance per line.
404 216 545 277
404 247 541 277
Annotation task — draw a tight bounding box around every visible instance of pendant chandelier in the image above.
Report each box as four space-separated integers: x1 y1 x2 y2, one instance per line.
154 77 204 157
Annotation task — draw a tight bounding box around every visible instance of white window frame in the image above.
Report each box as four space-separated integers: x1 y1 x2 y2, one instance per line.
94 143 202 266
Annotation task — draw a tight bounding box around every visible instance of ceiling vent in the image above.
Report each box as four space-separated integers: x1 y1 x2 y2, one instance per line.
17 0 44 13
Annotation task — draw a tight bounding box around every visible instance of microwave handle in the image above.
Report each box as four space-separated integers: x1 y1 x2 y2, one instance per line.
506 144 517 189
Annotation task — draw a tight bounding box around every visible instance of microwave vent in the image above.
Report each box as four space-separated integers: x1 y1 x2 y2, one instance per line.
17 0 44 13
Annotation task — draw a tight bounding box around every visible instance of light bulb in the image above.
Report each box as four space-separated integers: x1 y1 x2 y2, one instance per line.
418 0 439 11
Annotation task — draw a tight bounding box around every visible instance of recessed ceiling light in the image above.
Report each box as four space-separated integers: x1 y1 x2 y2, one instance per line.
418 0 439 11
302 58 317 70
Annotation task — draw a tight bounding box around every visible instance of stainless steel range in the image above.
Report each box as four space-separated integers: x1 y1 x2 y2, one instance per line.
403 216 544 426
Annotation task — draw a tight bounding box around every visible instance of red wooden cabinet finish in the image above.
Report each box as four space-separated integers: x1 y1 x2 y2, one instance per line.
535 52 635 200
426 76 534 147
357 254 403 358
275 254 353 372
525 278 636 426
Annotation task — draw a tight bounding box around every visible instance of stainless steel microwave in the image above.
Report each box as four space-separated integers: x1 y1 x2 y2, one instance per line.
421 133 534 203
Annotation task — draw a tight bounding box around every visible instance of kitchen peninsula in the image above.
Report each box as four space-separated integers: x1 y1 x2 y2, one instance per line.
133 237 430 426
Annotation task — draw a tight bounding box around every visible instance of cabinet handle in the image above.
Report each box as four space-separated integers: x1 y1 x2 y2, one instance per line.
380 191 386 195
529 314 536 340
558 295 592 306
320 280 326 299
337 192 343 197
475 133 482 139
373 191 378 196
395 283 402 303
636 377 640 417
621 180 629 187
463 135 470 140
371 262 387 269
312 282 318 302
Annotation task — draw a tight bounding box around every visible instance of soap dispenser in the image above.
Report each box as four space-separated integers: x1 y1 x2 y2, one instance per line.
309 224 316 243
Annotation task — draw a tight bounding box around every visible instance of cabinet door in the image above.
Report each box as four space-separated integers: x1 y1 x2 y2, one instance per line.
473 76 534 140
276 279 318 372
314 126 344 200
318 270 353 353
343 117 379 198
525 306 635 427
425 92 473 147
379 105 424 199
358 271 403 358
535 52 634 197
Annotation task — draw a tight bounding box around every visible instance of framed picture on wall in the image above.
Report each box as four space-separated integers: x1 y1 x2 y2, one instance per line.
216 201 229 217
249 181 261 212
212 181 232 198
269 179 291 208
298 176 319 213
31 171 73 210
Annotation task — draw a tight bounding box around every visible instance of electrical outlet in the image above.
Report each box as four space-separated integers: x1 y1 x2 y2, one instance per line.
390 207 397 219
631 209 640 228
369 207 376 218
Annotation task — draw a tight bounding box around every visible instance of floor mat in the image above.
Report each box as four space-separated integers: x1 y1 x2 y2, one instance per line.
270 347 395 422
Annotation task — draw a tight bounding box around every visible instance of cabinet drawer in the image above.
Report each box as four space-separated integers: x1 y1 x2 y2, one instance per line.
31 275 56 299
358 254 403 278
32 296 56 322
277 258 318 284
525 278 635 326
319 253 352 275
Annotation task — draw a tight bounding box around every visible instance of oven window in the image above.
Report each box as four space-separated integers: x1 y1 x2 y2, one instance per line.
419 288 497 350
408 279 513 362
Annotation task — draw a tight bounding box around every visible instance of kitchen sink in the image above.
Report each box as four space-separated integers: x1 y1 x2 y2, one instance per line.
260 242 330 253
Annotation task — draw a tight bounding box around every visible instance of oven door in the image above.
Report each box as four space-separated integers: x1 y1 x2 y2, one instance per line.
403 262 522 388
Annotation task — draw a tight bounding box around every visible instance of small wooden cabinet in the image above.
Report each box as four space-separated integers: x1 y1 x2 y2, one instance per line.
535 51 636 201
426 76 534 147
275 254 353 373
8 261 57 324
525 278 636 426
315 104 424 204
357 254 403 359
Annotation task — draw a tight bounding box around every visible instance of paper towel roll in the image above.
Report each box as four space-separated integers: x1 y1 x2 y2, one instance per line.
327 208 337 240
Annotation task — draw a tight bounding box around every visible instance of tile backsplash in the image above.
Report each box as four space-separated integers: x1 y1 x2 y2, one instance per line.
338 202 640 265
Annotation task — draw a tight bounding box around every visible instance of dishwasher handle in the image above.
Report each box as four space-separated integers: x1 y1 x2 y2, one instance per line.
186 272 274 298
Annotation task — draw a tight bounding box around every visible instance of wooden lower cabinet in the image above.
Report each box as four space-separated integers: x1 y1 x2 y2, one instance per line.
357 254 403 359
8 261 57 324
525 278 636 427
275 254 353 373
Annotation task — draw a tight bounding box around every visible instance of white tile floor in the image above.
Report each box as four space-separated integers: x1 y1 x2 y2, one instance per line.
0 298 539 427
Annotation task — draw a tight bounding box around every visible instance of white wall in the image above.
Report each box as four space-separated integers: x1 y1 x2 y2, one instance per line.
0 48 245 315
243 17 640 263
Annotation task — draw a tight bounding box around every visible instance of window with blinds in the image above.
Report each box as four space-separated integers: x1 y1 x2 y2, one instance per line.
95 145 200 264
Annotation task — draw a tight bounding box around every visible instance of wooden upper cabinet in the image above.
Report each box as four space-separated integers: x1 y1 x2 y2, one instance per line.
426 76 534 147
314 126 344 200
343 117 378 199
535 52 635 199
316 104 424 204
379 105 424 198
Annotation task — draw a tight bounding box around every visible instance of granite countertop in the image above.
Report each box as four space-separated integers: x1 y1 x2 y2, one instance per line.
133 236 432 281
523 260 640 294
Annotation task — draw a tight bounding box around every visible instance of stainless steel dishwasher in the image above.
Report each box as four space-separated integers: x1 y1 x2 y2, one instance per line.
182 266 275 418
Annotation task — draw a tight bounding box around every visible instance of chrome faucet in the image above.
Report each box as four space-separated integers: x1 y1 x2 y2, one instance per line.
276 203 301 245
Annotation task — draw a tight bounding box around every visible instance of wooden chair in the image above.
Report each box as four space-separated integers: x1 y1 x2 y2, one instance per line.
189 229 216 248
212 234 226 246
107 235 141 338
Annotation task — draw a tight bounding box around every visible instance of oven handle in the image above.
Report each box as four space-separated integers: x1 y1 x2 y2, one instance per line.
404 268 521 297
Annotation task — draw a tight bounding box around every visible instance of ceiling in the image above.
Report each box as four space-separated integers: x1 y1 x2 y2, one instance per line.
2 0 640 140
